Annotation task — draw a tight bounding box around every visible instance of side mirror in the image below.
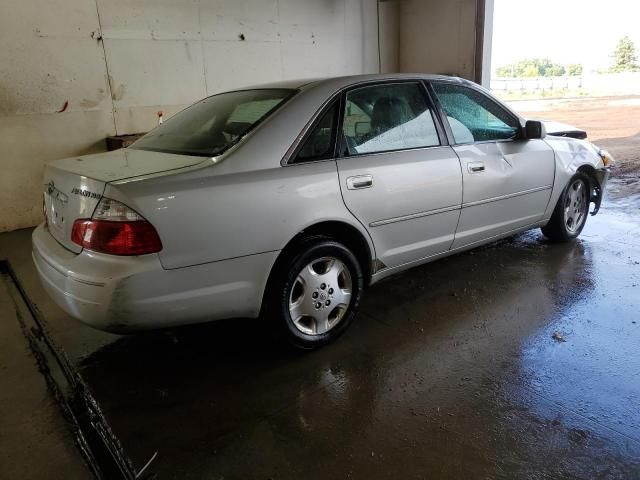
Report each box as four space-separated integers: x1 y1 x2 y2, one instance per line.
524 120 546 139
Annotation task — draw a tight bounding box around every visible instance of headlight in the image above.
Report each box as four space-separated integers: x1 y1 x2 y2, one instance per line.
598 149 615 167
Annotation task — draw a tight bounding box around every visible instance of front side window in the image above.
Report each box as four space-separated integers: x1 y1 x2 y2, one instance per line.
431 83 519 144
131 89 294 157
342 83 440 155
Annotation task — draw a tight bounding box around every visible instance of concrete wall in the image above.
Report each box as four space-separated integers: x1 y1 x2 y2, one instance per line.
379 1 399 72
0 0 380 232
0 0 487 232
398 0 479 80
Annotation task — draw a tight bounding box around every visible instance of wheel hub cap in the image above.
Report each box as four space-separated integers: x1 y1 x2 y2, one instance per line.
288 257 353 335
564 179 588 234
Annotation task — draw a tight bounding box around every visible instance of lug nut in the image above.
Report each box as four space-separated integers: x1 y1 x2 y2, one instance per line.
328 288 334 294
312 292 318 299
315 302 321 309
325 300 331 306
320 283 326 290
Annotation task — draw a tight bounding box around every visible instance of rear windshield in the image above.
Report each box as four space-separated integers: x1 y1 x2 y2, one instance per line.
130 89 295 157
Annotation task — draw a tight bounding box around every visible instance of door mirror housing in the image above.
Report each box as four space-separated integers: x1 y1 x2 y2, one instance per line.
524 120 546 139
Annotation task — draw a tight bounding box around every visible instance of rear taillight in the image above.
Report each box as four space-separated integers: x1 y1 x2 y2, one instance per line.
71 198 162 256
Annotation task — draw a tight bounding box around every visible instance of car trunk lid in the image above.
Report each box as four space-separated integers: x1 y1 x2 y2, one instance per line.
43 148 206 252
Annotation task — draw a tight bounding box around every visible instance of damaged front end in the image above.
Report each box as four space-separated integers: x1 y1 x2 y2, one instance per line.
589 149 614 216
543 120 588 140
590 176 604 216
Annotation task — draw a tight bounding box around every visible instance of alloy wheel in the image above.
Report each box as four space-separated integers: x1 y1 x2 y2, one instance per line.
564 178 589 234
288 257 353 335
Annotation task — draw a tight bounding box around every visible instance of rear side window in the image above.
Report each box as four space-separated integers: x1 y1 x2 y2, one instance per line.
131 89 294 157
291 101 339 163
431 83 519 143
341 83 440 156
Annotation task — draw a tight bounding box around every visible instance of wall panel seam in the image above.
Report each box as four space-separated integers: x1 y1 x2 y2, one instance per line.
92 0 118 135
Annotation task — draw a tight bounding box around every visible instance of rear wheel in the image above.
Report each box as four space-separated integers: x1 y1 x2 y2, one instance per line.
270 238 364 349
542 173 591 242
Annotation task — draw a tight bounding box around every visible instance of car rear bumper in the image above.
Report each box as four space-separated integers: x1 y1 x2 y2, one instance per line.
32 224 277 332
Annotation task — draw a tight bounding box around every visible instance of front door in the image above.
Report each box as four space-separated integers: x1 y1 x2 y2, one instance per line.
430 82 555 249
336 81 463 269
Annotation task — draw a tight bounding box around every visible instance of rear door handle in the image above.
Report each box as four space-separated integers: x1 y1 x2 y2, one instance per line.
468 162 485 173
346 175 373 190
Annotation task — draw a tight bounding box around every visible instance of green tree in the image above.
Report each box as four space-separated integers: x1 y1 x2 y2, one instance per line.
521 65 539 77
566 64 583 76
535 58 553 76
544 64 566 77
610 35 639 72
495 58 568 78
495 64 514 77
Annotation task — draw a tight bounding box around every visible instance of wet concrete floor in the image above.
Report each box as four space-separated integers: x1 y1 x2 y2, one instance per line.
0 271 90 479
1 164 639 479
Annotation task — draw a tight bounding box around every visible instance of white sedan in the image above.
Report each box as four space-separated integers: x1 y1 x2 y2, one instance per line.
33 74 612 348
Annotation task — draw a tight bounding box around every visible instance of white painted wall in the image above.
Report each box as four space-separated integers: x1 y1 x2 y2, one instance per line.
0 0 487 232
0 0 380 232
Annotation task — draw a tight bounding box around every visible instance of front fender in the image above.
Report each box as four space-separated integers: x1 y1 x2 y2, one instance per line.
543 136 607 219
590 167 611 215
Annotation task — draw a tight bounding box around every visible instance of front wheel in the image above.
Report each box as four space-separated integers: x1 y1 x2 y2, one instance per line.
270 239 364 349
542 173 591 242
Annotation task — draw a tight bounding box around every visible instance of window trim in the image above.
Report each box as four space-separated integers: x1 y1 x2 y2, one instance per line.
427 80 523 146
336 80 447 159
286 97 342 165
281 92 344 167
281 78 457 167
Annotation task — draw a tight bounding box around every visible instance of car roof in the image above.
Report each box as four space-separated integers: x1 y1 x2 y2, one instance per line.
240 73 472 92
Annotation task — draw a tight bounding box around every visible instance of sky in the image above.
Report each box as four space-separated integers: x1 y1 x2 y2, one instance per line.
491 0 640 73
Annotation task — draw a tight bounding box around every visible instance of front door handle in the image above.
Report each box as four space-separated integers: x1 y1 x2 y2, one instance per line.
346 174 373 190
468 162 485 173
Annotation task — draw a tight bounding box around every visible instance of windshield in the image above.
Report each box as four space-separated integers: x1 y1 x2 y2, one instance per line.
130 89 295 157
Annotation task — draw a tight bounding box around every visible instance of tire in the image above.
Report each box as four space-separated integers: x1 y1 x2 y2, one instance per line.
268 237 364 349
541 172 591 242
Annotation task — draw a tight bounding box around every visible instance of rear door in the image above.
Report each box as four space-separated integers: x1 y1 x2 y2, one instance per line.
336 81 463 269
429 81 555 249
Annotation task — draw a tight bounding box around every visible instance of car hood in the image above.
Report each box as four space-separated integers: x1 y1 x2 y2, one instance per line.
543 120 587 140
48 148 208 183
